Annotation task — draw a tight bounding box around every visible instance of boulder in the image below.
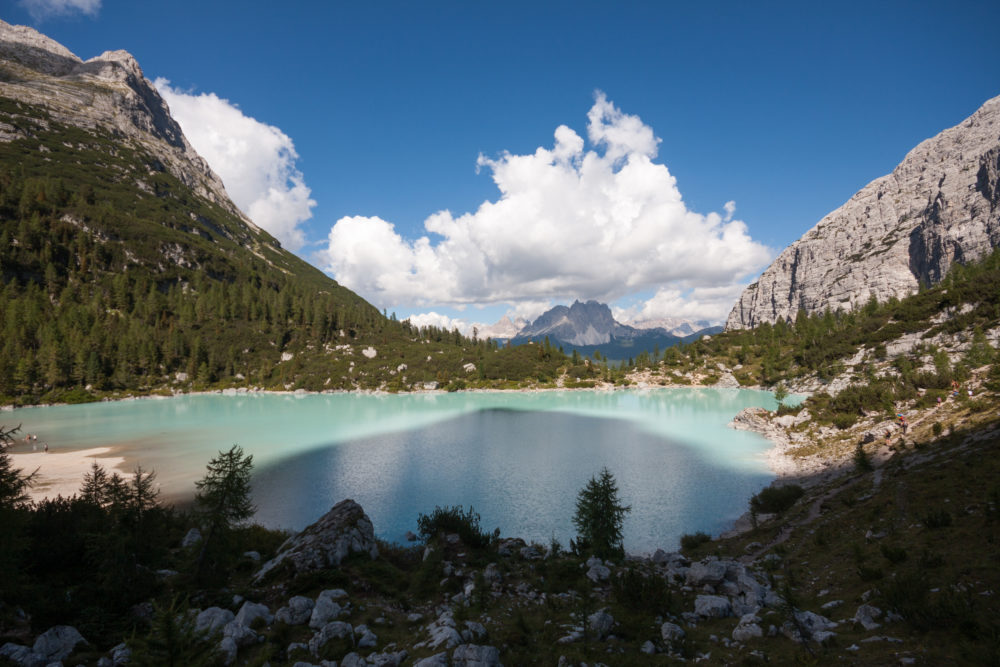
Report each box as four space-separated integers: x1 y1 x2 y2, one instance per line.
419 610 463 650
355 624 377 648
369 650 409 666
462 621 487 642
234 600 273 627
414 652 449 667
452 643 502 666
660 622 685 644
732 614 763 642
218 636 238 665
309 595 343 629
781 610 838 642
223 620 257 648
483 562 502 586
308 621 353 656
686 559 727 587
586 563 611 583
853 604 883 631
341 652 366 667
196 607 235 636
109 642 130 666
587 609 614 638
276 596 315 626
32 625 86 662
255 499 379 581
0 643 46 667
694 595 732 618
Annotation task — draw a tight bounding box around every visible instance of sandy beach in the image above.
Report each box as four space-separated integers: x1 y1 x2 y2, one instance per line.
10 447 128 502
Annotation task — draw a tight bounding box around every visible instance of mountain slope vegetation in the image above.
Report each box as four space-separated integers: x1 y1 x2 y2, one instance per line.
0 95 564 404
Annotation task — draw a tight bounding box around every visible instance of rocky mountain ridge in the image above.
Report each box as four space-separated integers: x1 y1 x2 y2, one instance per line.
0 19 252 231
727 94 1000 330
510 300 720 361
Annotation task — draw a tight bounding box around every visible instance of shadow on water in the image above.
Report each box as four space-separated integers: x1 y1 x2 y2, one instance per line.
250 408 773 553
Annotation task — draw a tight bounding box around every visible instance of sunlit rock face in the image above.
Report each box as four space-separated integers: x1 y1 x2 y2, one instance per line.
727 95 1000 330
0 19 253 228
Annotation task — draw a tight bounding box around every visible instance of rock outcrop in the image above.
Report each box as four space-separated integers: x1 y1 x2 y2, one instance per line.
727 94 1000 330
254 499 379 581
0 19 252 228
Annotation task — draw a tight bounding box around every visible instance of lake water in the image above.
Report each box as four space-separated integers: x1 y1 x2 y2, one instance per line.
7 388 781 552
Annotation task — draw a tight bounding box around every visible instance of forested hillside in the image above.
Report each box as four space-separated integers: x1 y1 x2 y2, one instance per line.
0 96 564 405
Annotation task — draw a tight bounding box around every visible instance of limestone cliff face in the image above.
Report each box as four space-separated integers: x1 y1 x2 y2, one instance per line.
726 95 1000 330
0 20 256 231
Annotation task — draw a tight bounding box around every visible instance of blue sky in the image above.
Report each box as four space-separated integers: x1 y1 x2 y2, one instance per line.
6 0 1000 331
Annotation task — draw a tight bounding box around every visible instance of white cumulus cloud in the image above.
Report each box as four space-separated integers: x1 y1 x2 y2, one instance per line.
404 312 469 333
320 91 772 321
19 0 99 20
154 78 314 251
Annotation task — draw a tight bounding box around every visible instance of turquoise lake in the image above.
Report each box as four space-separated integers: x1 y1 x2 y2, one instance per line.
8 388 781 553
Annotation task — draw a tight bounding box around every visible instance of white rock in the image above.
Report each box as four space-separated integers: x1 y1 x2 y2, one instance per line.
587 609 614 638
255 500 378 581
452 643 501 666
853 604 883 631
218 636 238 665
660 621 686 643
195 607 234 635
32 625 85 662
308 621 353 656
222 621 257 648
234 601 273 628
308 594 343 629
694 595 732 618
276 596 315 626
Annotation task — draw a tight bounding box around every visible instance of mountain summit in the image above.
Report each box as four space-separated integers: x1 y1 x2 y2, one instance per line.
0 20 247 227
514 300 629 346
727 94 1000 330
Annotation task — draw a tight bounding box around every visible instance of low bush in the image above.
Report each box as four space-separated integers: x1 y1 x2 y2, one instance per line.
416 505 498 548
679 531 712 551
750 484 804 515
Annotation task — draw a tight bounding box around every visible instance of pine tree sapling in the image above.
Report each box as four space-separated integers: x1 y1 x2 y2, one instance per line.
773 382 789 409
572 467 631 560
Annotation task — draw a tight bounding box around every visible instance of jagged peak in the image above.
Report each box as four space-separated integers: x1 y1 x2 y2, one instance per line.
0 20 80 61
82 49 144 77
0 19 82 76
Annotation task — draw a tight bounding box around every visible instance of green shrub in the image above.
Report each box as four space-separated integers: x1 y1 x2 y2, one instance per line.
416 505 498 548
749 484 804 515
679 532 712 551
612 565 676 616
932 421 943 436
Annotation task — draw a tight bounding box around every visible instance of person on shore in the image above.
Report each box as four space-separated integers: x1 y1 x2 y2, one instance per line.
43 443 48 453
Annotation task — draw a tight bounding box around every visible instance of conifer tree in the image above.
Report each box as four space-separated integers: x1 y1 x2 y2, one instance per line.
571 467 631 560
193 445 255 582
